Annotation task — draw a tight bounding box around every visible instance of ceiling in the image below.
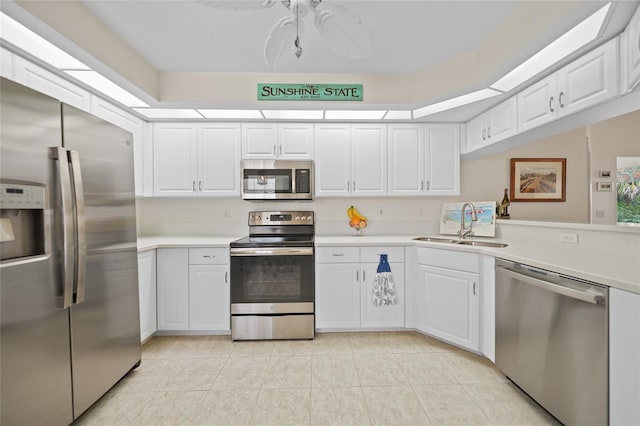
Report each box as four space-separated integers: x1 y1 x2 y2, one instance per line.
3 0 640 120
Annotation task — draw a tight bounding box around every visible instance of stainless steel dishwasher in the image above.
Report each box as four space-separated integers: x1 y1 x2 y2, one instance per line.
495 258 608 426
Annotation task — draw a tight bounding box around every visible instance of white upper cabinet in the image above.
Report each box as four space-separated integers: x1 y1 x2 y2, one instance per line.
242 123 313 159
388 124 460 196
518 38 619 133
314 124 352 196
242 123 278 158
153 123 198 196
465 97 517 153
314 124 386 197
621 4 640 92
424 124 460 195
197 123 241 195
278 123 314 159
351 124 387 196
154 123 241 197
388 124 424 195
1 47 13 79
12 56 91 112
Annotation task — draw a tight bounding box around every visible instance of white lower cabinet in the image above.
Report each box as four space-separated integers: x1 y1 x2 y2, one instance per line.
315 246 404 329
416 248 480 351
157 247 229 332
137 250 157 342
609 287 640 426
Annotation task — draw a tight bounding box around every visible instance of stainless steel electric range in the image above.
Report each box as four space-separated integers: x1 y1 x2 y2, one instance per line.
230 211 315 340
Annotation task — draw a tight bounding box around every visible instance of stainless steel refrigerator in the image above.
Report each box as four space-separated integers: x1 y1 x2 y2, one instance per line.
0 77 141 425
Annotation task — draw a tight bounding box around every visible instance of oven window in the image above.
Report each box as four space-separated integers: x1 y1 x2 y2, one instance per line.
243 169 292 194
231 255 314 304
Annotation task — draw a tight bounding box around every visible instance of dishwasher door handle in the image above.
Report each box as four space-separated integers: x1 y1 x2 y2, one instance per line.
496 267 604 305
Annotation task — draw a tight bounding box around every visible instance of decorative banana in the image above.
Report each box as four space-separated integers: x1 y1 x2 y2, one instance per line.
347 205 366 221
347 205 367 230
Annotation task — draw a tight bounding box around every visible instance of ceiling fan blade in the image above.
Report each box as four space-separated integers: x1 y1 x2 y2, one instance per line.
193 0 277 11
313 3 372 59
264 16 304 69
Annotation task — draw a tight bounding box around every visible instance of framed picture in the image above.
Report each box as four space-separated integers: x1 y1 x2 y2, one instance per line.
510 158 566 202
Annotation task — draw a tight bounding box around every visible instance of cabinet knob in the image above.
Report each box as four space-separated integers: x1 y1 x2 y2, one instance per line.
559 91 565 108
356 270 359 282
199 181 202 191
192 181 196 191
487 126 491 138
549 96 555 112
482 128 486 140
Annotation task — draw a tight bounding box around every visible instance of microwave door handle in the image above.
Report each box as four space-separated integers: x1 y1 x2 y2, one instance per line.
52 148 74 309
69 151 87 305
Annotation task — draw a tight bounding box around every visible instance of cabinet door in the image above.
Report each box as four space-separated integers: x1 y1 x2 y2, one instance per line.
1 47 13 79
137 250 157 342
90 96 145 196
465 113 487 153
517 73 558 133
361 262 405 328
624 4 640 91
417 265 479 351
315 263 360 329
156 248 189 330
13 56 91 111
425 124 460 196
278 123 314 159
242 123 278 158
388 124 424 196
198 123 241 195
188 264 230 330
557 38 618 117
351 124 387 196
153 123 197 196
314 124 352 196
488 96 518 143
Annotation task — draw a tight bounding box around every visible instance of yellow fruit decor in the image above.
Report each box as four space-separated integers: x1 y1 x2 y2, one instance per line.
347 205 367 232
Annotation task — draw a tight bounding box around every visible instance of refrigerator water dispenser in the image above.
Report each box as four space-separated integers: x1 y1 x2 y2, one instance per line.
0 180 46 261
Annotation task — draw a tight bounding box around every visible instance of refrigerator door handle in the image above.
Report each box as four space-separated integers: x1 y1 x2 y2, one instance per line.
52 147 74 309
69 150 87 304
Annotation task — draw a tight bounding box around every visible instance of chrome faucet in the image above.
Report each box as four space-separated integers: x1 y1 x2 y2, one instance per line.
458 202 478 239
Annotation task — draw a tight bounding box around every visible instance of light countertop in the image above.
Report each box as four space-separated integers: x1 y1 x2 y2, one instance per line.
137 233 639 294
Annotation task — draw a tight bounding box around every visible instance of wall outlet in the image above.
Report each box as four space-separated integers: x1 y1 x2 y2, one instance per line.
560 232 579 244
595 210 605 218
223 209 230 220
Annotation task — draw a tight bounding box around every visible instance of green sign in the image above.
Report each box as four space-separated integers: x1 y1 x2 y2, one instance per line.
258 84 363 101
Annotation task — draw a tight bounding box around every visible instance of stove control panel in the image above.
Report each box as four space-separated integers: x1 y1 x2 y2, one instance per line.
248 211 314 226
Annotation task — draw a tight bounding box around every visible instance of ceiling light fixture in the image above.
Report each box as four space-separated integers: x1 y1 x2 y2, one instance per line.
262 110 324 119
134 108 204 119
65 70 149 107
413 89 502 119
197 0 372 70
490 2 611 92
198 109 264 119
324 110 386 120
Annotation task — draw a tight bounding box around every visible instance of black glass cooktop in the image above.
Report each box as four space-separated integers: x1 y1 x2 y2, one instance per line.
230 235 314 248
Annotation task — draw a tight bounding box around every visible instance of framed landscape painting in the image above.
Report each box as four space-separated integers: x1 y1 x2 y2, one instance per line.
510 158 566 202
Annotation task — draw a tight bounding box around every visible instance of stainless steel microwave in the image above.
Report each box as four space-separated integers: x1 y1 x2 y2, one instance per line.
241 160 313 200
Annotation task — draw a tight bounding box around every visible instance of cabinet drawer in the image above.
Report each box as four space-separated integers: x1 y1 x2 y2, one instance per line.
417 247 479 273
360 246 405 263
188 247 229 265
315 246 360 263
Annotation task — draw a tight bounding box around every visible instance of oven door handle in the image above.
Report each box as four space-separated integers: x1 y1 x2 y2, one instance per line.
230 247 313 256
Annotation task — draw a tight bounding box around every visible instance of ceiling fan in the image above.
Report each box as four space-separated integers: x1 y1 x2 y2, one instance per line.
194 0 373 69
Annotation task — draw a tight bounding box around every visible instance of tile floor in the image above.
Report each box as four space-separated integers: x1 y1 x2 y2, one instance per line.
75 332 559 425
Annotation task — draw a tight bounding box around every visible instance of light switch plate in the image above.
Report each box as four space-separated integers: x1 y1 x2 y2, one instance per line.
560 232 579 244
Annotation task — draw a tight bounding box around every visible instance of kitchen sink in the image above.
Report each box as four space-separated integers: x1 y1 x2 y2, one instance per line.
413 236 508 248
412 236 459 243
454 240 508 248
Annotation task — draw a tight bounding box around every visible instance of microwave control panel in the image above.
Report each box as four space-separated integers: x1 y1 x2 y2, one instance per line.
295 169 310 194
